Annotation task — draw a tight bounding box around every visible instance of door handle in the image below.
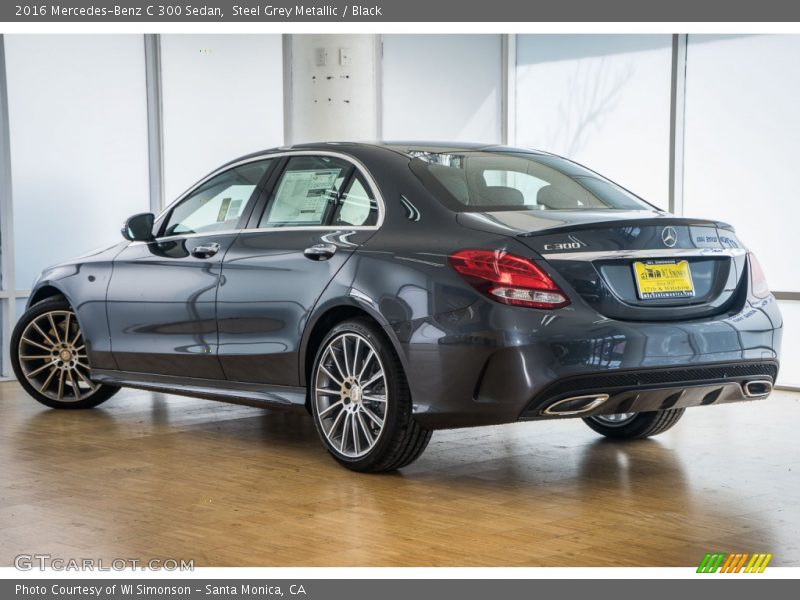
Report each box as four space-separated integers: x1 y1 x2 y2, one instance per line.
191 243 221 259
304 243 337 261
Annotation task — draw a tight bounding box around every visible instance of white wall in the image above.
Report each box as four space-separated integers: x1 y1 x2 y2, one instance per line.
382 35 502 143
682 34 800 387
515 34 673 209
683 35 800 293
160 34 284 203
777 301 800 387
4 34 150 288
289 34 379 144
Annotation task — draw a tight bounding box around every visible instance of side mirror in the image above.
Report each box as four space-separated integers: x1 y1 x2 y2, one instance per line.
122 212 155 242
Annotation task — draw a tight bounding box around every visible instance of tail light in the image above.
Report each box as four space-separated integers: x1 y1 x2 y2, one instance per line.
448 249 570 309
748 252 770 298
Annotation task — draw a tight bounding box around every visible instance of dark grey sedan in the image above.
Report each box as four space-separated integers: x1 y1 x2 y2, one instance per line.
11 143 782 472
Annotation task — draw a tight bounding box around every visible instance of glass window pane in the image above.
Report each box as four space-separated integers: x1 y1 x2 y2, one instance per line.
684 34 800 292
160 35 284 202
776 300 800 387
483 170 550 204
515 34 672 209
414 151 650 211
382 35 502 143
0 300 4 375
15 297 27 319
163 160 272 237
4 35 150 288
260 156 351 228
332 176 377 226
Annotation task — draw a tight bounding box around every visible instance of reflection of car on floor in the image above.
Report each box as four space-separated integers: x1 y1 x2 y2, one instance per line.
11 142 782 472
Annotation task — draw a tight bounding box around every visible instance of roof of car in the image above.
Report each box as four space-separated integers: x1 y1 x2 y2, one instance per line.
268 141 547 155
217 141 551 173
383 142 550 155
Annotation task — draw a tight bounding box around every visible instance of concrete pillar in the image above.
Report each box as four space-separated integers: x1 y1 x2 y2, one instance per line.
286 34 380 144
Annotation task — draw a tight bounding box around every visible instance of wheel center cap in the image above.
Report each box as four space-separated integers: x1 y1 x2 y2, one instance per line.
350 385 362 404
59 350 72 361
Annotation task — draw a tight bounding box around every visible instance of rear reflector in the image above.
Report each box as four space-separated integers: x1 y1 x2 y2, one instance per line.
748 252 770 299
448 249 570 309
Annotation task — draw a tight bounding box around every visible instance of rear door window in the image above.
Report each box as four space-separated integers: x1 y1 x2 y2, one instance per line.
331 175 378 227
259 156 353 228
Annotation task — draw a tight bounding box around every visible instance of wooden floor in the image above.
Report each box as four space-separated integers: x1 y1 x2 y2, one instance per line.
1 380 798 567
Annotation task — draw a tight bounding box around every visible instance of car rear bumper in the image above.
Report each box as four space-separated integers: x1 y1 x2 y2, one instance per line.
392 296 782 429
517 361 778 420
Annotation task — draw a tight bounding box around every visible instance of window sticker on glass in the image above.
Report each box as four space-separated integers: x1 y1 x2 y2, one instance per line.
206 187 248 221
268 169 342 225
215 197 245 223
227 198 243 219
216 198 232 222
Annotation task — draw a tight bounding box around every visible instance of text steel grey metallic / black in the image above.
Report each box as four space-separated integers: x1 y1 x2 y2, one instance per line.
11 143 782 472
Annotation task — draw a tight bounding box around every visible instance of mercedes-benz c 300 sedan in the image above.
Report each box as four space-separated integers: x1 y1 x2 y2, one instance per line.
11 143 782 472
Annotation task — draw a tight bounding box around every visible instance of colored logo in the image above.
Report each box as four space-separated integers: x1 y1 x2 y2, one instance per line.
697 552 773 573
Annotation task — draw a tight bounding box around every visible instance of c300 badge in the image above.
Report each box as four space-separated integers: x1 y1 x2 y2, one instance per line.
543 236 586 251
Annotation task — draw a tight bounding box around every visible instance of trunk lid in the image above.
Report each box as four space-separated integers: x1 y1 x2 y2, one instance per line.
457 210 748 321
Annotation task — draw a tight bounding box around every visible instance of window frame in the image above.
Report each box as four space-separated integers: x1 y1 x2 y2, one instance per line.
146 151 385 244
244 151 385 233
254 156 357 229
153 157 278 241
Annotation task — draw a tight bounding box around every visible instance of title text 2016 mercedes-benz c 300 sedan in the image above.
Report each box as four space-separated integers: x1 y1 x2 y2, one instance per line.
11 143 782 472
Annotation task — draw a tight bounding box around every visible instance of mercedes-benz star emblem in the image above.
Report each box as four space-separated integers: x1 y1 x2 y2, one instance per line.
661 226 678 248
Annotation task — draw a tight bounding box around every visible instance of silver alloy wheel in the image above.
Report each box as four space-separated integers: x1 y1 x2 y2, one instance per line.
17 309 99 402
314 332 388 458
589 412 637 427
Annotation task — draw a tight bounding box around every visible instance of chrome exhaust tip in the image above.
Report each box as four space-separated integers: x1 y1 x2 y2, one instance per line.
742 380 773 398
542 394 610 416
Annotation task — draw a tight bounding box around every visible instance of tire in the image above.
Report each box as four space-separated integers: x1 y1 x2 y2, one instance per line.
582 408 685 440
310 318 432 473
11 296 119 409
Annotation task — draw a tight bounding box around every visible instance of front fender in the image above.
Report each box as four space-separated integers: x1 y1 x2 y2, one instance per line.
26 243 125 370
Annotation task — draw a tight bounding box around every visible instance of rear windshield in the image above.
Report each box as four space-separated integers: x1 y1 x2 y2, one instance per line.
409 151 652 212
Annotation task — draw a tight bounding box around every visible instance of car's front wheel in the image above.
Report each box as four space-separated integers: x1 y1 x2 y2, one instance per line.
11 297 119 409
310 318 432 473
582 408 685 439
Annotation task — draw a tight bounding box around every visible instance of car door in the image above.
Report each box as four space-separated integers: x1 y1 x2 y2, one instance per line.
106 158 276 379
217 152 381 385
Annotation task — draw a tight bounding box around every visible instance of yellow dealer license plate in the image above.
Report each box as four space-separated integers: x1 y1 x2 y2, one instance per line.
633 260 695 300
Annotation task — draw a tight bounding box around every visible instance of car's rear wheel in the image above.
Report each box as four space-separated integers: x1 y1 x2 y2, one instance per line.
310 318 432 473
11 297 119 409
582 408 684 439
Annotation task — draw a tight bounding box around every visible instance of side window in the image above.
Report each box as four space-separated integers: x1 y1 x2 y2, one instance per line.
162 159 273 237
259 156 352 228
332 175 378 226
